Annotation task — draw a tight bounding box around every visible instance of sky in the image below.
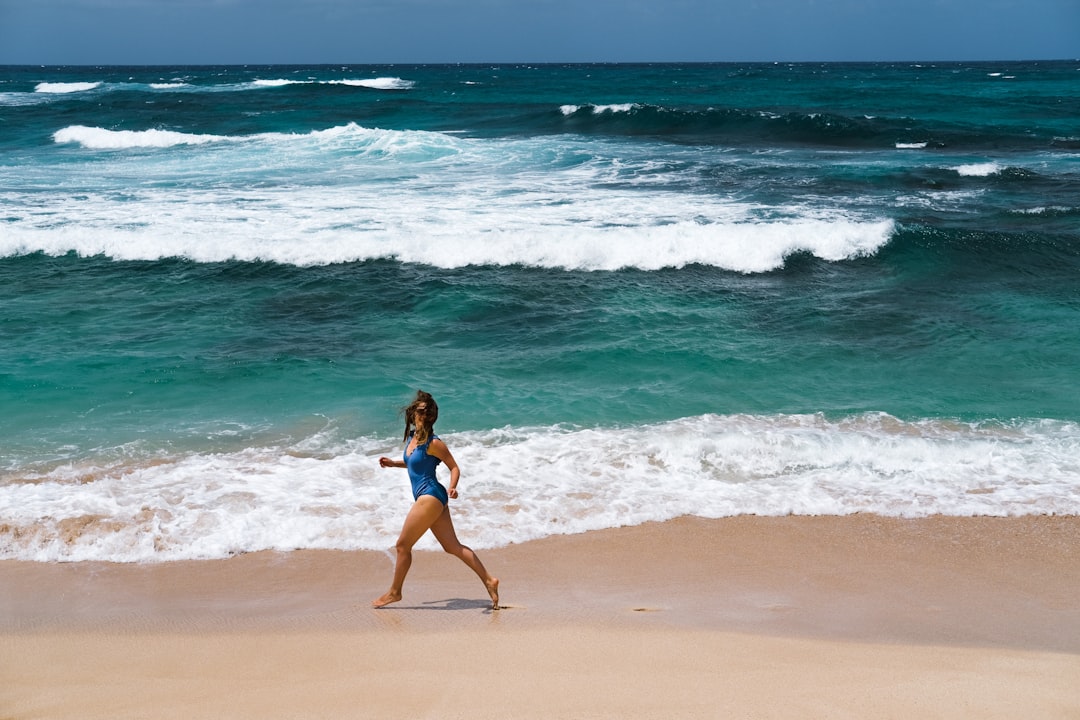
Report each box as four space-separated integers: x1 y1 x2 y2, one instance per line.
1 0 1077 65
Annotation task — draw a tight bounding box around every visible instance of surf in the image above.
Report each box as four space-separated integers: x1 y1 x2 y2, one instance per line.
53 125 233 149
2 413 1076 562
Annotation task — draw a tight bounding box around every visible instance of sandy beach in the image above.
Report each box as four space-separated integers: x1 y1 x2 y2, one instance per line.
3 514 1078 719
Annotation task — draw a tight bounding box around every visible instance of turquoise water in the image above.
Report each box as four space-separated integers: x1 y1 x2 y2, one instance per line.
1 63 1078 560
3 246 1076 456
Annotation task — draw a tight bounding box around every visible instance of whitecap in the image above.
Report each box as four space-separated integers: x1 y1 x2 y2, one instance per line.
1013 206 1074 215
561 103 639 115
53 125 232 149
14 122 898 272
251 78 299 88
34 81 101 93
954 162 1003 177
331 77 414 90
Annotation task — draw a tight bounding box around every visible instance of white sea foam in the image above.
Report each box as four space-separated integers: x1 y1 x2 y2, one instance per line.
592 103 636 114
895 142 928 149
34 81 101 93
0 92 47 107
21 123 894 271
1 414 1076 562
50 122 423 151
331 77 414 90
250 77 413 90
384 217 893 272
1014 206 1073 215
53 125 232 149
560 103 637 115
24 78 411 98
0 191 893 272
954 162 1003 177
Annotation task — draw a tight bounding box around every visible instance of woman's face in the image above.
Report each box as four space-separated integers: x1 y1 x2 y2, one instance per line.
412 403 429 424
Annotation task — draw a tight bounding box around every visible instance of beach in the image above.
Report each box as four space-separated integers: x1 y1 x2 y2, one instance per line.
4 62 1080 719
4 514 1078 719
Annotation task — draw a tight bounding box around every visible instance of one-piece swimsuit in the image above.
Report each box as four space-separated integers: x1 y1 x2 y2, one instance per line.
405 433 448 505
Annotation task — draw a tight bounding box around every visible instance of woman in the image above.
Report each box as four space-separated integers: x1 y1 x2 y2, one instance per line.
373 390 500 609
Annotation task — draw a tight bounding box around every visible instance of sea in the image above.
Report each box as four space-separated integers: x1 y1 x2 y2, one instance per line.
1 62 1078 562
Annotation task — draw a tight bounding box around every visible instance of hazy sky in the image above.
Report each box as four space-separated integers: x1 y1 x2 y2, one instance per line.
2 0 1078 65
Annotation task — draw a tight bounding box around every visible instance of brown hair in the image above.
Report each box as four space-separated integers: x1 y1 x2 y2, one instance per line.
402 390 439 445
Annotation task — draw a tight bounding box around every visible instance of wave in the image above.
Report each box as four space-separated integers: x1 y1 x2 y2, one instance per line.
54 125 232 149
2 81 187 104
2 413 1075 562
226 77 415 91
329 77 414 90
0 92 50 107
49 122 457 157
21 77 413 99
373 218 894 272
34 81 101 93
560 103 638 116
1010 205 1080 217
953 162 1003 177
0 215 895 272
550 102 1054 150
251 78 295 88
31 121 896 271
1 181 894 271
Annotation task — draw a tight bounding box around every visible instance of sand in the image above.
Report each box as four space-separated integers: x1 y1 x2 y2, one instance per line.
2 515 1078 719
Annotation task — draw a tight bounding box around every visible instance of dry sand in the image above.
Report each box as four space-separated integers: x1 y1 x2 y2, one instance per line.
2 515 1078 718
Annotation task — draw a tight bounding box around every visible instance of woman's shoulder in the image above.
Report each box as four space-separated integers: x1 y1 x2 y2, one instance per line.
427 435 449 456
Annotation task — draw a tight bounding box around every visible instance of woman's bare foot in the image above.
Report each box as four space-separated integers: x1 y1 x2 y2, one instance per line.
372 590 402 608
486 578 500 610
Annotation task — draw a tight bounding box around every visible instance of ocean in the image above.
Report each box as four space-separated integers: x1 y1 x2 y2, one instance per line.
1 62 1078 562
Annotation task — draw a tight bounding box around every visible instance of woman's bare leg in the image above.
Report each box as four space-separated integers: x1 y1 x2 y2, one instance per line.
372 495 446 608
430 506 500 609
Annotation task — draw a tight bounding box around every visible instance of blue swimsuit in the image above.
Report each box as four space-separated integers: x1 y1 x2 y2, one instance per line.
405 433 449 506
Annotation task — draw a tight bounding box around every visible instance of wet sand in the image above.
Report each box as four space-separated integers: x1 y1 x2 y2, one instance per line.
2 515 1078 718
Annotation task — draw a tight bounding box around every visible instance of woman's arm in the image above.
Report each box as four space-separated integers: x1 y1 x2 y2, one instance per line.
378 456 406 469
427 439 461 499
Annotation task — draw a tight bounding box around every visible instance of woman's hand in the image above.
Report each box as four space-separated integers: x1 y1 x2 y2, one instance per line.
379 456 403 468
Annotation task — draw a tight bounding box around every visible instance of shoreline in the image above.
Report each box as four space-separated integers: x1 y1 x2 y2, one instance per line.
3 514 1077 648
3 514 1079 718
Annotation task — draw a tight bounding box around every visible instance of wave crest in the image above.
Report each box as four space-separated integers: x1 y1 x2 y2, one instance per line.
1 203 894 272
53 125 232 149
34 81 101 94
18 121 897 271
953 162 1003 177
250 77 414 90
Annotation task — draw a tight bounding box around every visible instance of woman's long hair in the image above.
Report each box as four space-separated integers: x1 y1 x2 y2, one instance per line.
402 390 439 445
